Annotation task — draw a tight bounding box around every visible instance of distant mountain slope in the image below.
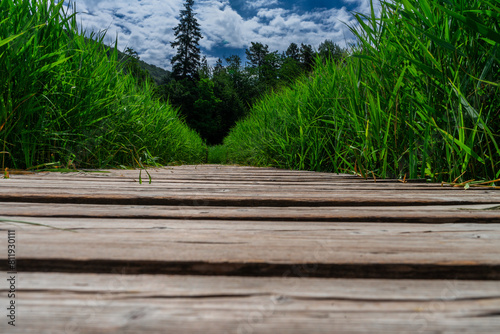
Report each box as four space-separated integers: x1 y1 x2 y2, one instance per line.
135 58 170 85
113 48 171 85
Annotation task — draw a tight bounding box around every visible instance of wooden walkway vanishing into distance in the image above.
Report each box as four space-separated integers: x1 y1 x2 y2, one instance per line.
1 164 500 333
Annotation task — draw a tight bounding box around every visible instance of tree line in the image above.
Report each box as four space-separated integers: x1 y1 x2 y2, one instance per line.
127 0 347 145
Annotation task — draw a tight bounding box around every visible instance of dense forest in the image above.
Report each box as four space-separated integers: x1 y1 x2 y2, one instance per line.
155 40 344 145
120 0 346 145
1 0 499 184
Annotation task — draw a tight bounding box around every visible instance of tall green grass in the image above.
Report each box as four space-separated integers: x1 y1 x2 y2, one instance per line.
1 0 206 170
224 0 499 182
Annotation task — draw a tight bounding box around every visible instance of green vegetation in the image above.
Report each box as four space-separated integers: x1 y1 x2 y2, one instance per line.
222 0 499 183
160 41 341 145
2 0 498 183
207 145 229 164
118 49 169 85
0 0 206 170
171 0 203 80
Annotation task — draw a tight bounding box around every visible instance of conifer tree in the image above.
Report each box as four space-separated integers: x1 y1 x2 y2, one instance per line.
245 42 269 69
171 0 203 80
318 40 344 63
285 43 300 62
299 43 315 71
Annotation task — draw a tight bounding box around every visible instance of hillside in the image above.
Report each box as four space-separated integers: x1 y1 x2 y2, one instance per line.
135 57 171 85
114 48 171 85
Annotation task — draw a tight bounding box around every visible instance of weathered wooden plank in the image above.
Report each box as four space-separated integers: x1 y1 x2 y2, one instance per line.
0 177 492 193
1 273 499 333
0 177 449 190
5 301 499 334
4 294 499 333
4 178 433 190
3 165 349 175
3 216 500 230
0 171 383 183
4 166 492 208
1 176 418 184
1 190 499 206
0 165 421 182
1 165 498 333
2 217 500 279
17 273 500 300
1 202 499 223
2 167 498 207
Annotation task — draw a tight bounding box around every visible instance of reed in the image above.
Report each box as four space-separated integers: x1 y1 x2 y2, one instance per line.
0 0 206 170
223 0 499 182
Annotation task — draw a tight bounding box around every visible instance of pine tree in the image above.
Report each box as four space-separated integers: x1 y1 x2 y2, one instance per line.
318 40 344 63
285 43 300 62
171 0 203 80
299 43 315 72
245 42 269 69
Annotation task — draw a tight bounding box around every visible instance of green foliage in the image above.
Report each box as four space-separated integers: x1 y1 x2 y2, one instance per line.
121 47 153 85
192 78 223 143
280 57 303 84
223 0 499 182
111 46 171 85
171 0 203 80
286 43 301 61
318 40 346 63
0 0 206 169
245 42 270 69
138 60 171 85
160 40 328 145
207 145 229 164
299 43 316 71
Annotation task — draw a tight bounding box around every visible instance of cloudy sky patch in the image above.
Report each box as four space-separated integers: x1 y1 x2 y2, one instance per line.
65 0 381 69
245 0 280 10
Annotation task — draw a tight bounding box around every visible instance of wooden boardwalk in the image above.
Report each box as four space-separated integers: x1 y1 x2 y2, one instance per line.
1 164 500 333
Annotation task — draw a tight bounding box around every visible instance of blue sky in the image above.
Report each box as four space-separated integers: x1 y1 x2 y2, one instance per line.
65 0 381 70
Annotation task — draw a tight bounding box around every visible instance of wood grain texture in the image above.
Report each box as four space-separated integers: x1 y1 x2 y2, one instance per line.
1 202 500 223
1 273 499 334
1 190 499 207
1 166 498 207
2 216 500 279
0 165 499 333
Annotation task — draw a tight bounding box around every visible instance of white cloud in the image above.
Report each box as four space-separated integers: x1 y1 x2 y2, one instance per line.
67 0 184 68
198 2 260 49
245 0 280 10
66 0 381 69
